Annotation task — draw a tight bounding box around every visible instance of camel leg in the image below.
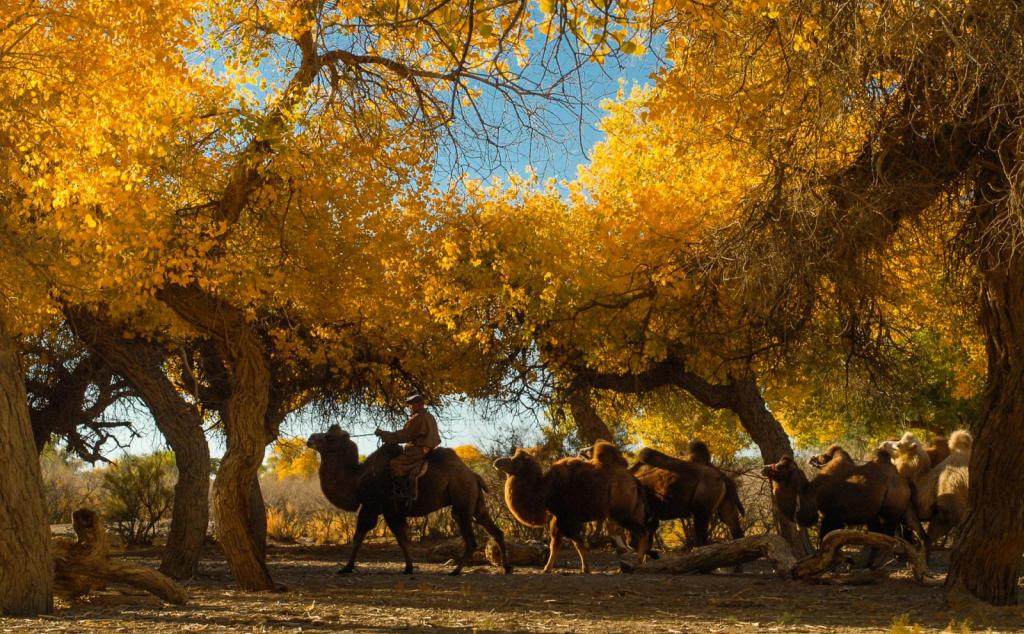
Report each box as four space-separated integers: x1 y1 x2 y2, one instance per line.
448 507 478 577
925 512 955 565
719 502 745 572
692 510 712 549
542 517 563 574
864 519 895 569
383 513 415 574
340 507 379 574
557 521 589 574
474 506 512 574
818 515 843 547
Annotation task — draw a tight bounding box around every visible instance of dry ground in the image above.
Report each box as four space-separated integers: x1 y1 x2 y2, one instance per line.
3 542 1023 633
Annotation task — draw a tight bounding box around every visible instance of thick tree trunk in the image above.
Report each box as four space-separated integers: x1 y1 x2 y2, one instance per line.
0 316 53 616
248 474 267 564
946 247 1024 605
566 387 614 444
159 285 276 591
65 309 211 580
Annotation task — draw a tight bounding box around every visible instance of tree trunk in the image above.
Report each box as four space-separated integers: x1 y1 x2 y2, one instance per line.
730 376 813 557
946 239 1024 605
566 387 614 444
0 316 53 616
159 285 275 591
248 474 267 564
65 308 211 580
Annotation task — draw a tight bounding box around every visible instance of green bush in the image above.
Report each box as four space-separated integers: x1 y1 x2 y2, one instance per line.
101 452 176 546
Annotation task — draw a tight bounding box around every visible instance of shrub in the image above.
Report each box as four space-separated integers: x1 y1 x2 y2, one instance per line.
101 452 176 546
40 445 104 525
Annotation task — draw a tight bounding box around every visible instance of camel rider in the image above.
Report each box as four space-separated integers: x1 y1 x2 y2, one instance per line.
374 394 441 510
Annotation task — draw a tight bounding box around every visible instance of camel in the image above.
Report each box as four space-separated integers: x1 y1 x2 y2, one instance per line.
880 432 932 479
493 440 652 573
912 430 972 548
630 445 745 547
764 446 920 546
924 434 951 467
306 425 511 576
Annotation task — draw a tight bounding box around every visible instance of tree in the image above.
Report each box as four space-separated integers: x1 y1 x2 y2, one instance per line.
0 315 53 615
633 0 1024 605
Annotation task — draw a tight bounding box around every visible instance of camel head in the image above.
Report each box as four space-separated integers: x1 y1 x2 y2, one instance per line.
762 456 810 522
307 424 353 454
762 455 805 486
809 444 849 469
492 448 540 477
895 432 922 453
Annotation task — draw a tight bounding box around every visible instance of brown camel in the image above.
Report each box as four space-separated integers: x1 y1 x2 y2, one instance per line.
630 445 745 547
307 425 511 576
924 434 951 467
763 446 920 545
493 440 652 573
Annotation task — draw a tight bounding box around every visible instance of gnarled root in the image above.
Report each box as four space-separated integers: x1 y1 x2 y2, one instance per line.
54 508 188 605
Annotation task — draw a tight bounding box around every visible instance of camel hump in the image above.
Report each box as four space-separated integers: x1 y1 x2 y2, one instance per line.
687 440 712 464
591 440 628 468
872 447 894 464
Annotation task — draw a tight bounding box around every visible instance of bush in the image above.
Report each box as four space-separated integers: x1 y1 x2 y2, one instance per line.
40 445 103 525
101 452 176 546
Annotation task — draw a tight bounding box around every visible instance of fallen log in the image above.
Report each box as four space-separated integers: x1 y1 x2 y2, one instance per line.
54 508 188 605
620 534 797 577
619 529 926 584
792 529 927 582
485 540 548 567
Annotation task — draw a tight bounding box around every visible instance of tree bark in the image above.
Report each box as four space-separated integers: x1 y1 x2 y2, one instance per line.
65 308 211 580
158 284 276 591
566 386 614 444
946 184 1024 604
0 316 53 616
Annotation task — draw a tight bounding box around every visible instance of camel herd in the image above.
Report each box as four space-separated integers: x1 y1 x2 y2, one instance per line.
306 425 973 575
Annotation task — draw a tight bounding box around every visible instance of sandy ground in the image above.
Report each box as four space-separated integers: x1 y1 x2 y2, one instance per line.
3 542 1023 633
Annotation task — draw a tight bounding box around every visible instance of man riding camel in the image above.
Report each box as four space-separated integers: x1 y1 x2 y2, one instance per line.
374 394 441 511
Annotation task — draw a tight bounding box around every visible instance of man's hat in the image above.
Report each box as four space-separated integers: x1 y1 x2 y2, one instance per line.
405 394 425 404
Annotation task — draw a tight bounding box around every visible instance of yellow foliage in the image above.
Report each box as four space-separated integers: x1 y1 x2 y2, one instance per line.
453 444 487 464
265 438 320 480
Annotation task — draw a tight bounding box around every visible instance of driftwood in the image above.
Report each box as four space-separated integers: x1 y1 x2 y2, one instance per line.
620 534 797 577
792 529 928 582
54 508 188 605
485 540 548 567
621 529 927 585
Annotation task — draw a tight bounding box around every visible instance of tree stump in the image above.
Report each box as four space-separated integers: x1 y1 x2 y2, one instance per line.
53 509 188 605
